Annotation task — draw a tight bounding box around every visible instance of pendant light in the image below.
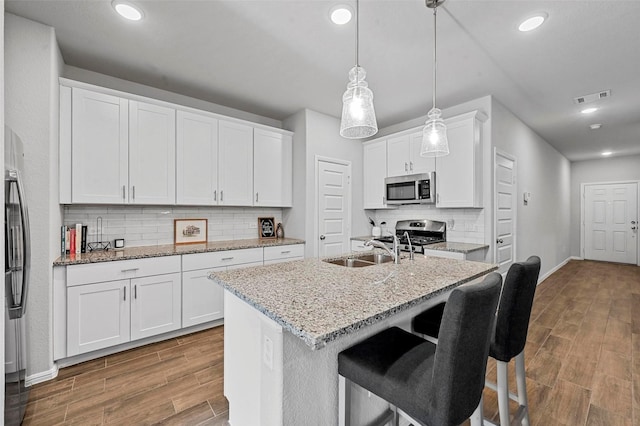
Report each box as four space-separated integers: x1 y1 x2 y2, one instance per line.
420 0 449 157
339 0 378 139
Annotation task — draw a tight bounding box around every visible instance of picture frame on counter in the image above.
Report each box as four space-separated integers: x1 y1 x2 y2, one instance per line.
258 217 276 240
174 218 208 245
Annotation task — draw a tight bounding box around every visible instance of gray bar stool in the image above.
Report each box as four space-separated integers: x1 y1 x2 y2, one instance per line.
412 256 541 426
338 272 502 426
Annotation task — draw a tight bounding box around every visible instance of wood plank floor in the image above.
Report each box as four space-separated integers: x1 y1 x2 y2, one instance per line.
24 260 639 425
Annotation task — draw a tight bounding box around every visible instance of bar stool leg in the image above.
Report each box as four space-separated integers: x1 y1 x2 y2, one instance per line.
515 352 530 426
496 360 510 426
470 394 485 426
339 375 351 426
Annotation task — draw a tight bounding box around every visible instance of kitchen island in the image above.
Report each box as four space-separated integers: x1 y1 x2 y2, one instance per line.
208 253 497 425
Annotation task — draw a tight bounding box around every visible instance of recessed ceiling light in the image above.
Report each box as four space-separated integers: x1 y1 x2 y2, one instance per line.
112 1 144 21
589 123 602 130
518 14 547 32
330 5 353 25
601 151 612 156
581 107 598 114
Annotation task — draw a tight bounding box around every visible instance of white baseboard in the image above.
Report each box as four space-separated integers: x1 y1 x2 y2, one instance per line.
26 364 59 387
538 257 572 284
570 256 584 261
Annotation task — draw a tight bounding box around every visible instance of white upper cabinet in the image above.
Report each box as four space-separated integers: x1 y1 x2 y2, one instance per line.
70 87 129 204
435 110 486 208
218 120 254 206
363 139 389 209
60 79 293 207
387 131 435 177
176 110 219 205
254 128 293 207
129 101 176 204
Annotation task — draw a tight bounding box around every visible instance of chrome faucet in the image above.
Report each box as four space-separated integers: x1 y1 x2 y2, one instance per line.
404 231 414 261
364 235 401 264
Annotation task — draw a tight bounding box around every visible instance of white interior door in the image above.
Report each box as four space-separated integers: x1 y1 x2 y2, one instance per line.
584 182 638 264
317 159 351 257
494 150 516 274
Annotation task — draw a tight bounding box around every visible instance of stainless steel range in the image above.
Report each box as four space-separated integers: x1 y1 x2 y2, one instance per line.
375 219 446 254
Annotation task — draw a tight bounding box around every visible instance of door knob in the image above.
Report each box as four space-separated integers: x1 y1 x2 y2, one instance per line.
496 239 504 244
320 235 326 240
632 226 638 230
632 220 637 224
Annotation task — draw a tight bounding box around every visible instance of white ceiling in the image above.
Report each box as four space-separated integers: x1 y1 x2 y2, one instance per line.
6 0 640 162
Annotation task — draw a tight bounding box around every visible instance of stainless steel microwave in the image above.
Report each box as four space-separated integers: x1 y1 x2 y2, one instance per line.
385 172 435 205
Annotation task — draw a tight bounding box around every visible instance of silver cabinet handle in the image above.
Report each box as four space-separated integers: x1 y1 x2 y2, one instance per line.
281 250 291 254
213 190 217 201
436 194 440 204
382 196 386 204
221 256 234 261
404 162 408 172
410 161 413 171
122 185 126 200
123 286 126 301
320 235 326 240
221 190 224 202
132 186 135 201
134 285 137 299
256 192 259 203
121 267 140 273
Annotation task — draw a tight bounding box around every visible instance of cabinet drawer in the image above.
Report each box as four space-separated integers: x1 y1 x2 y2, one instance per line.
182 248 263 271
263 244 304 261
67 256 181 287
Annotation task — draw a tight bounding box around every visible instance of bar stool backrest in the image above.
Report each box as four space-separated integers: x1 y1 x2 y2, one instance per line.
490 256 541 362
426 272 502 425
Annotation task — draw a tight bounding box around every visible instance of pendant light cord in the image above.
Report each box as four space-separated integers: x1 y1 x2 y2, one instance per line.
432 4 437 110
356 0 360 68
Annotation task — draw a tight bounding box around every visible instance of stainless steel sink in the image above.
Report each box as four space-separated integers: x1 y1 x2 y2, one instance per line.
323 253 394 268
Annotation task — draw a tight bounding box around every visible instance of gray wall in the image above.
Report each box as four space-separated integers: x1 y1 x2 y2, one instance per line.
5 14 64 379
64 65 282 129
570 154 640 257
492 99 571 279
284 109 368 257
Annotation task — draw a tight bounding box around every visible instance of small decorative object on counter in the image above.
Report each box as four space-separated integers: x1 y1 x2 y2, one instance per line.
87 217 111 252
276 222 285 239
174 218 208 245
114 238 125 249
258 217 276 239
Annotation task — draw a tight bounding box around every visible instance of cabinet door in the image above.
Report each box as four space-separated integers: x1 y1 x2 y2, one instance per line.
71 88 128 204
363 140 388 209
219 120 254 206
182 268 224 327
67 280 130 356
387 134 410 177
130 273 181 340
254 129 292 207
176 110 219 205
129 101 176 204
409 131 436 174
435 113 483 208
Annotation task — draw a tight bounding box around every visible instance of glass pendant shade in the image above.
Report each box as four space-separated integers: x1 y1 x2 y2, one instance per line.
420 108 449 157
340 66 378 139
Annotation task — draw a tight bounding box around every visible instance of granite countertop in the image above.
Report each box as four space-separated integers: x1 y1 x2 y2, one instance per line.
53 238 305 266
208 252 497 350
350 236 488 254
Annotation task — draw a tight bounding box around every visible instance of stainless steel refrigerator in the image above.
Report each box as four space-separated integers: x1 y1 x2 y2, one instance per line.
4 126 31 425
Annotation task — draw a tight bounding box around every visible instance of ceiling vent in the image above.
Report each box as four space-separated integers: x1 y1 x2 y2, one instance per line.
573 90 611 105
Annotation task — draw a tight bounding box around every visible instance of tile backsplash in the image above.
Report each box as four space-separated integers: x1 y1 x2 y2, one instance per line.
371 205 485 244
64 205 283 247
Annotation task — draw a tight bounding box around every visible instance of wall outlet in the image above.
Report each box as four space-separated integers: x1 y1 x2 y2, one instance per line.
263 336 273 370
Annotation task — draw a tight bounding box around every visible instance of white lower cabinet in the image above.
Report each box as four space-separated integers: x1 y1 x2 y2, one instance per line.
66 256 181 357
67 280 130 356
130 273 181 340
182 267 225 328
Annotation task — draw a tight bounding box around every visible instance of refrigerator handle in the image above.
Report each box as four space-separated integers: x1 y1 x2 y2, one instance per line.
6 169 31 318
